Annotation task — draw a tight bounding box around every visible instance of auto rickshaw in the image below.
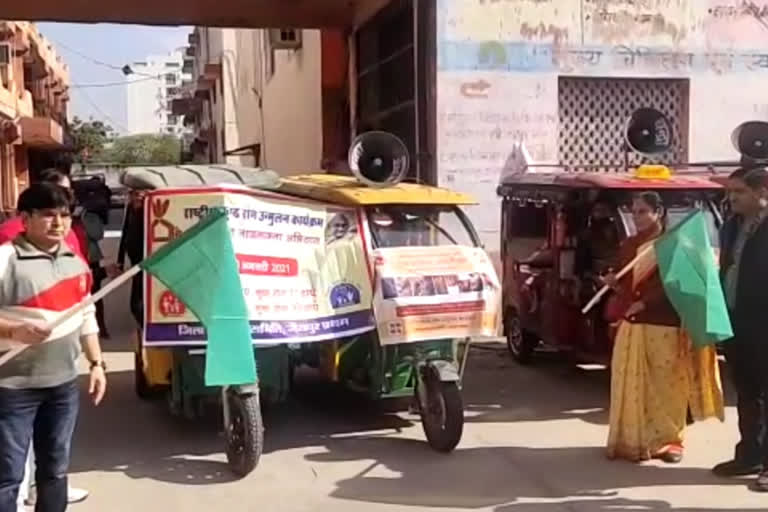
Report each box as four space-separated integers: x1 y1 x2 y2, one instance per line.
277 132 502 452
494 109 768 366
120 164 293 477
497 164 725 365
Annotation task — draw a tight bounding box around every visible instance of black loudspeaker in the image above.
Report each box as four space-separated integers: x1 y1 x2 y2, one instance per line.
348 131 410 188
731 121 768 164
624 107 674 156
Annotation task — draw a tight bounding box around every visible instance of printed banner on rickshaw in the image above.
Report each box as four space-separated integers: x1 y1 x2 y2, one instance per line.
143 187 375 346
372 246 501 345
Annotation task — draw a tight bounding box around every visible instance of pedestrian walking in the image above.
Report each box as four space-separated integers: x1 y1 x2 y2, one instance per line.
713 167 768 490
0 183 107 511
0 170 90 509
603 192 724 463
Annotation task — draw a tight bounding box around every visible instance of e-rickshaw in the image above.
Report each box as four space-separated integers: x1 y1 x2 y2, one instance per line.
497 165 724 366
120 164 293 477
494 109 768 366
497 165 725 365
121 132 499 471
276 132 502 453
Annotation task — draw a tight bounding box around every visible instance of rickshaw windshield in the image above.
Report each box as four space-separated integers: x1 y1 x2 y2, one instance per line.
367 205 479 248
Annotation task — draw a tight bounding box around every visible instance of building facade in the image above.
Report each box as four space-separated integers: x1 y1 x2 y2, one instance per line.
0 21 70 213
126 50 191 136
173 27 324 174
436 1 768 259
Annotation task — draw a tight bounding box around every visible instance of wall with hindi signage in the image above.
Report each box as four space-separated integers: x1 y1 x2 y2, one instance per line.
437 0 768 259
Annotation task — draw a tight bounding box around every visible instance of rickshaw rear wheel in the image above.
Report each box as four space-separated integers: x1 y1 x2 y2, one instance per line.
505 311 537 364
420 380 463 453
225 391 264 477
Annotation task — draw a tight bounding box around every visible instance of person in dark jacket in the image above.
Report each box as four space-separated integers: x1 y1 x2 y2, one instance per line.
713 167 768 491
112 190 145 326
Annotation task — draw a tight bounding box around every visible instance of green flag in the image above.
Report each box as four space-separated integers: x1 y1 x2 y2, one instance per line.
654 210 733 347
140 210 256 386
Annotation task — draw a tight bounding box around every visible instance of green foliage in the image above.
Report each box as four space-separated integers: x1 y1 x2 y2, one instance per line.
70 116 114 163
104 134 181 165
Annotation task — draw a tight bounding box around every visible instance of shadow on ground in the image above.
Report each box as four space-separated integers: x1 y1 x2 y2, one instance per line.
304 437 750 510
496 497 764 511
70 370 237 485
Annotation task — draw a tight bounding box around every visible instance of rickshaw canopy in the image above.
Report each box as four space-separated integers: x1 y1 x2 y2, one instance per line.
120 165 281 191
498 168 723 197
279 174 478 206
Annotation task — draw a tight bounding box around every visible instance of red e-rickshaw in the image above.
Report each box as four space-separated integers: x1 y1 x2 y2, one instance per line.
497 165 725 365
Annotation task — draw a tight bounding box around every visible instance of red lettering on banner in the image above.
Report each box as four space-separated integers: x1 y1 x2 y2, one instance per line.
236 254 298 277
159 291 186 317
395 300 486 317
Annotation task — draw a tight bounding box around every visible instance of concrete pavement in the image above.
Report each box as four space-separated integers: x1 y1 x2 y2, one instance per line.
61 234 766 511
67 327 766 510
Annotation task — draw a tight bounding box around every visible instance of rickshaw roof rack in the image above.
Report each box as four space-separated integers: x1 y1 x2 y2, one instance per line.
279 174 478 206
497 162 727 196
501 161 741 175
119 165 281 190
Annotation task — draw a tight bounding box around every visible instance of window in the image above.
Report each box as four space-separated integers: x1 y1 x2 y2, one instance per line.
504 201 551 262
165 73 177 85
166 87 180 97
167 115 179 125
165 62 181 68
0 44 10 65
367 206 477 248
558 77 689 170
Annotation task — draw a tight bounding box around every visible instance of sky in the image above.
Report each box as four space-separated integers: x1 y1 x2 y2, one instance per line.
36 23 190 135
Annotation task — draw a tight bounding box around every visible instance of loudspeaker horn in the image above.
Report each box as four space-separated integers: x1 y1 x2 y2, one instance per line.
731 121 768 164
624 107 674 156
348 131 410 188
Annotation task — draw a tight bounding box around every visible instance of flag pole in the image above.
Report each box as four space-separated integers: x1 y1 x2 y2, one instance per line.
0 265 142 367
581 244 653 315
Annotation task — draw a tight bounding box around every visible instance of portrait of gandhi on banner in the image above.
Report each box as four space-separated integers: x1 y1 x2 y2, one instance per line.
325 211 359 246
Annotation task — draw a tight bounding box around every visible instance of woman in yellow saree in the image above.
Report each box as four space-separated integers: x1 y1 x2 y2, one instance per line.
604 192 724 463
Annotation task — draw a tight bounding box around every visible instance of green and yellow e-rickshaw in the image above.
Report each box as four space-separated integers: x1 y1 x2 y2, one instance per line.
277 132 503 453
122 132 502 476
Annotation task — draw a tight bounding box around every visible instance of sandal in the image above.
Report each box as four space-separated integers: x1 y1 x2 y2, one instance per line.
654 444 683 464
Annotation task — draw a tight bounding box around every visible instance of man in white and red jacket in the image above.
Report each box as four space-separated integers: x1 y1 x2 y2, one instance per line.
0 184 106 511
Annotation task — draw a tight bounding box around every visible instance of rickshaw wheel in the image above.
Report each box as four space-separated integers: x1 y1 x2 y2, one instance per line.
505 311 536 364
420 380 463 453
225 391 264 477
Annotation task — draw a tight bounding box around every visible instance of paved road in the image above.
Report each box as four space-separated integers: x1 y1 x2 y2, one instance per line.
62 236 766 511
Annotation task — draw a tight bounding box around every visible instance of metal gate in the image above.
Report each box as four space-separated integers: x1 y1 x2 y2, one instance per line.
557 77 690 171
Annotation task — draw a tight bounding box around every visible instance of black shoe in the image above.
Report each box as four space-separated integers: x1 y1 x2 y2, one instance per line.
753 471 768 492
713 459 763 477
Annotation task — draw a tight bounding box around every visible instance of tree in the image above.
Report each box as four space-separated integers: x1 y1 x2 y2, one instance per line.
104 134 181 165
69 116 114 163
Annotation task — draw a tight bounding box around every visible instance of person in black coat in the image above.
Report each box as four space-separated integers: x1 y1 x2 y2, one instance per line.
713 167 768 491
112 190 146 326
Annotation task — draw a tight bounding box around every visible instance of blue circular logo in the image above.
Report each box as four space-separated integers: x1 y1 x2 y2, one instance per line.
330 284 361 309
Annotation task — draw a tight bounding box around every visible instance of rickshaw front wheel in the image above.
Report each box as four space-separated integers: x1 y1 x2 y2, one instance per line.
505 310 537 364
224 390 264 477
419 379 463 453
